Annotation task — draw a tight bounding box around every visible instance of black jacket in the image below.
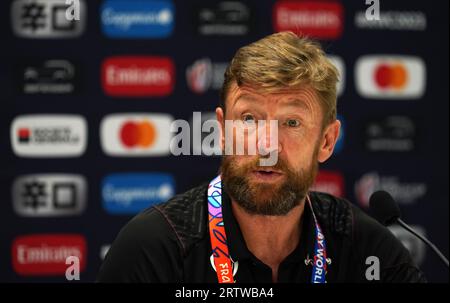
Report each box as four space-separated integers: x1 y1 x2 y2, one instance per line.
97 183 426 283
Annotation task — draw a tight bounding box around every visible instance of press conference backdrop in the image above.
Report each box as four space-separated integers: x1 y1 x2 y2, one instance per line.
0 0 448 282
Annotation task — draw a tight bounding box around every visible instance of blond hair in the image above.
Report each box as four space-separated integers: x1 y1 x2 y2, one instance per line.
220 31 339 128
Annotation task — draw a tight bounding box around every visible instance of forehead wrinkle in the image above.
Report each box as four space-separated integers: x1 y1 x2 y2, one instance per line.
279 98 311 113
228 83 321 117
284 88 320 116
232 90 264 109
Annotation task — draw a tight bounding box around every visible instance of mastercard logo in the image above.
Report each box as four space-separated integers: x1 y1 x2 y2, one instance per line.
355 55 425 99
120 120 157 148
100 113 173 156
374 63 408 89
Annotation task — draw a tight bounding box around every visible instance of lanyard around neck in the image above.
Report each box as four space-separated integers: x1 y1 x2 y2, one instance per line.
207 175 328 283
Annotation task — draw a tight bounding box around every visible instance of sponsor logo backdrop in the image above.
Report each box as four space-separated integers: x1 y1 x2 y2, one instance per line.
0 0 448 282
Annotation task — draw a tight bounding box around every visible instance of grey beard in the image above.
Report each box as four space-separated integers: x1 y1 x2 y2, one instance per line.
223 175 306 216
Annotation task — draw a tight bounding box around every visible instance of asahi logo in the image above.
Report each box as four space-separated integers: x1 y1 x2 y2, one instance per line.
13 174 87 217
11 0 86 38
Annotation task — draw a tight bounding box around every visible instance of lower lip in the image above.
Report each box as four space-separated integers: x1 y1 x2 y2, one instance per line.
251 171 284 182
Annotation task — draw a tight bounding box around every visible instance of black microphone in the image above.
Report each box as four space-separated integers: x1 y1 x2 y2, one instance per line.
369 190 449 268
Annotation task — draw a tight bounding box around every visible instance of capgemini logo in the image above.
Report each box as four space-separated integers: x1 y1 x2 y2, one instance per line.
102 173 175 214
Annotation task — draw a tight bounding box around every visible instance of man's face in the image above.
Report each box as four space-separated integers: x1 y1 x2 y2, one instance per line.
217 82 338 216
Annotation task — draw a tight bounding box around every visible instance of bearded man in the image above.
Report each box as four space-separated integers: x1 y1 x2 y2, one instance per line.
97 32 425 283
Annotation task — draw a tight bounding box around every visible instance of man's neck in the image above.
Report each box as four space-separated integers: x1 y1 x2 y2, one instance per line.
230 199 305 282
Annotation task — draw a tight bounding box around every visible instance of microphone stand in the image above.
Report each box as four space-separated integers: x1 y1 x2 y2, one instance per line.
395 218 449 268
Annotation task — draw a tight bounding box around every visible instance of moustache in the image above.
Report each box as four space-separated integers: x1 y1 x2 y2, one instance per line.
232 156 295 176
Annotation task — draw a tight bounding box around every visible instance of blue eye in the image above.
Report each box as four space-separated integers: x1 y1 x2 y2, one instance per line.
286 119 300 127
242 114 255 123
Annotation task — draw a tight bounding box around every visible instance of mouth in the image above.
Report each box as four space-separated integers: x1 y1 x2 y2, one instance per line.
251 169 284 182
